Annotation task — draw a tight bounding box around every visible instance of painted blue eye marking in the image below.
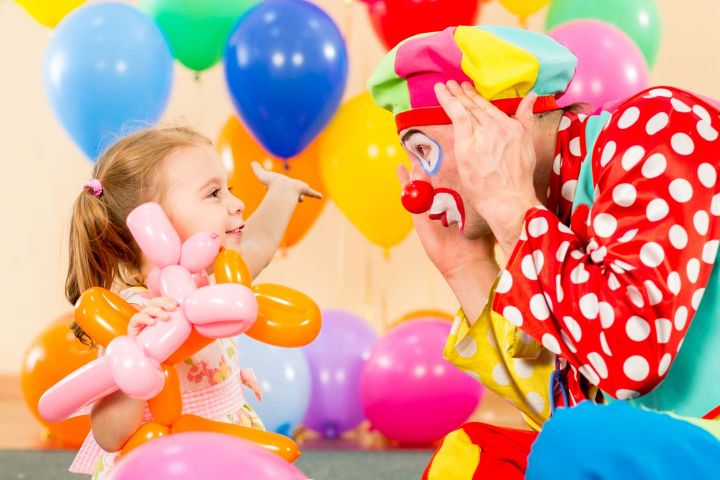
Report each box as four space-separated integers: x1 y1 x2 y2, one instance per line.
410 135 443 177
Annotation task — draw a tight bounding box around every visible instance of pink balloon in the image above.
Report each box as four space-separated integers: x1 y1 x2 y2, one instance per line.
135 310 192 362
695 93 720 111
146 267 162 296
109 433 307 480
126 202 182 268
158 265 196 304
192 270 210 288
180 231 220 273
39 202 259 423
550 20 649 111
361 319 483 445
184 284 258 338
38 360 116 422
105 336 165 399
598 89 720 115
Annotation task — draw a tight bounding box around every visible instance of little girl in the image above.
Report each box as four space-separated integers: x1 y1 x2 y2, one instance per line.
65 126 321 478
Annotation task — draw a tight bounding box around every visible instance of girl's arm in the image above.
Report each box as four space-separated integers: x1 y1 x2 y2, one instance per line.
90 297 176 452
90 391 145 452
242 162 322 279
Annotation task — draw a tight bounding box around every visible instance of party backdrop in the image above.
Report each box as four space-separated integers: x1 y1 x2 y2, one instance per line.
1 0 720 377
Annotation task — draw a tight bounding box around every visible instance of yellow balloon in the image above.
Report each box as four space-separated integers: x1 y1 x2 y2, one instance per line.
15 0 85 28
319 93 412 250
498 0 550 21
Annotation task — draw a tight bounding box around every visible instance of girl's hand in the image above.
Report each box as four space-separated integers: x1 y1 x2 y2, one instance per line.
251 161 323 203
127 297 178 337
240 368 263 401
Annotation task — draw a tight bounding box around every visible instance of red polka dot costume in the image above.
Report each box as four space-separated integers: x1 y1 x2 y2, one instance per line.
493 86 720 406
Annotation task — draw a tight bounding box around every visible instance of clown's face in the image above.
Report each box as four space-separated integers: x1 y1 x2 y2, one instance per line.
400 125 492 239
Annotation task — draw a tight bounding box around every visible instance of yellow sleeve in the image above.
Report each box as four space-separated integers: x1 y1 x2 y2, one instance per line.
443 292 555 429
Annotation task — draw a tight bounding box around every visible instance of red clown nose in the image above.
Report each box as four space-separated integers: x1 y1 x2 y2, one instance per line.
401 180 434 214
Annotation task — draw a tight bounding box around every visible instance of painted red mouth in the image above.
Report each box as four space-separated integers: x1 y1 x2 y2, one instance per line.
428 188 466 230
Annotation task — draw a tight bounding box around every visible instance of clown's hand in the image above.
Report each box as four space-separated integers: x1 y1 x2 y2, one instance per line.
251 161 322 203
434 81 540 256
399 165 499 322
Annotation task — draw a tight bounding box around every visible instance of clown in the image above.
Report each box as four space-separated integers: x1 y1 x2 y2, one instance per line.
369 26 720 478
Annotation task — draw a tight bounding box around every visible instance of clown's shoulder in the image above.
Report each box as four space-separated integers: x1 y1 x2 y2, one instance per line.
444 287 555 431
592 86 720 171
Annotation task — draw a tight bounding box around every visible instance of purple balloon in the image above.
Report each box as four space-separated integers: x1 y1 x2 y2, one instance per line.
361 319 484 445
302 310 379 438
550 20 650 111
109 433 306 480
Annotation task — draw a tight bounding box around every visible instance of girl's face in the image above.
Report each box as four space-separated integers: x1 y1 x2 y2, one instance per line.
160 145 246 253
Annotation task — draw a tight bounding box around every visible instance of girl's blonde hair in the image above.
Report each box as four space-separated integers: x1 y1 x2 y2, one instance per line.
66 126 212 345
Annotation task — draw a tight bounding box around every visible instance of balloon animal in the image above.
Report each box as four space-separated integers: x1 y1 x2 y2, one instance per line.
39 202 321 461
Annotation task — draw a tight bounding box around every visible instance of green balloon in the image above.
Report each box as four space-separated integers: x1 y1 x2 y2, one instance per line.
140 0 260 72
545 0 661 68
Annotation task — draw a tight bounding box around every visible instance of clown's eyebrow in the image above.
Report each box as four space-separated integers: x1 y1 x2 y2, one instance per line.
401 129 425 144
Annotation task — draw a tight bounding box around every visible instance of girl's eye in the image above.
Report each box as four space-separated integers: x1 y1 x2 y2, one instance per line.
416 145 427 157
208 188 221 198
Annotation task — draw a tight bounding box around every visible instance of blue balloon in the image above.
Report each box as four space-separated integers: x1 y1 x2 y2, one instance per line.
234 335 311 436
224 0 348 158
44 3 173 160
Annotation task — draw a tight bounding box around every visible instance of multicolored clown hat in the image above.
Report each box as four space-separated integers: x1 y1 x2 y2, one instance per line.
368 26 578 132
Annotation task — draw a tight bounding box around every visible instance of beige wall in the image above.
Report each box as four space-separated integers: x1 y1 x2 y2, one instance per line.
1 0 719 374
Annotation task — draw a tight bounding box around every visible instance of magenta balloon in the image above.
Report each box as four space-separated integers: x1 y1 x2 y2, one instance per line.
361 319 483 445
109 432 307 480
550 20 650 111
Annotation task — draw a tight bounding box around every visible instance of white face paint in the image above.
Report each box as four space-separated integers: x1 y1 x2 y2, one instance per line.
402 131 443 176
428 191 464 230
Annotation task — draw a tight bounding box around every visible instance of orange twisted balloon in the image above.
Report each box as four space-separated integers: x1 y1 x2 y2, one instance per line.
74 249 320 462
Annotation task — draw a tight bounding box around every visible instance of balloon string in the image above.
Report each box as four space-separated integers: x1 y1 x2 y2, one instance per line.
381 252 389 327
364 240 374 326
194 72 204 130
343 0 354 41
336 209 348 308
427 261 434 309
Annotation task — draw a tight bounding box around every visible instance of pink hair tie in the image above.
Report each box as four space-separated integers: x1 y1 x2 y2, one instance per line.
83 179 103 197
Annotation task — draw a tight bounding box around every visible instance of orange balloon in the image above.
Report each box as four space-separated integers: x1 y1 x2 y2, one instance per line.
398 309 453 323
21 316 96 448
171 414 301 463
246 284 321 347
386 309 454 331
119 421 170 458
214 248 252 287
165 330 213 365
217 116 327 249
147 364 182 426
75 287 135 347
